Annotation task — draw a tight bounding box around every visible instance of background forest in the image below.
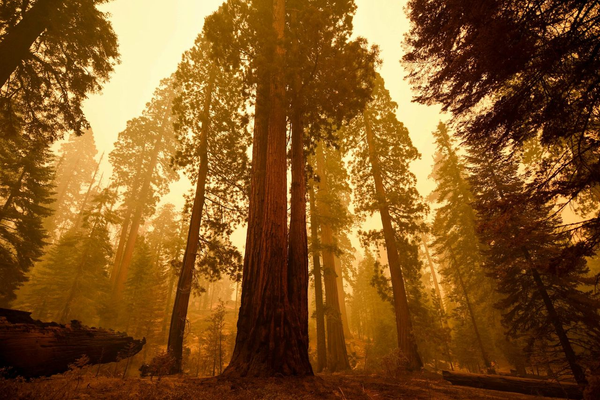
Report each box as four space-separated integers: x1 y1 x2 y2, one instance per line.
1 0 600 398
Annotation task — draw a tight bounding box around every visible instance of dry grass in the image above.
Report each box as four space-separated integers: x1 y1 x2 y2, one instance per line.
0 371 555 400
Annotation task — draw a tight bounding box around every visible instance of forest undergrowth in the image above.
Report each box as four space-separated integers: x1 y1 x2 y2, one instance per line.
0 371 557 400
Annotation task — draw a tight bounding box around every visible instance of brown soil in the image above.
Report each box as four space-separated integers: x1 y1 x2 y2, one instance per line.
0 371 554 400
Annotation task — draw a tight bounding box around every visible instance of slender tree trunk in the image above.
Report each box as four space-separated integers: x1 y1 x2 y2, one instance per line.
167 71 215 373
288 106 310 351
73 153 104 228
225 0 312 377
309 183 327 372
162 271 176 341
110 208 132 285
422 235 444 311
449 251 491 369
0 0 60 88
334 255 352 338
525 252 587 385
111 136 162 303
364 113 422 370
315 145 350 372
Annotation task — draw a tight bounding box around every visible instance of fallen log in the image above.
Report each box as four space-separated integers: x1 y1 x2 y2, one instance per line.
442 370 583 399
0 308 145 378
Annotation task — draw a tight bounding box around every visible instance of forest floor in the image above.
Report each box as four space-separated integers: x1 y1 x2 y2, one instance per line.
0 371 563 400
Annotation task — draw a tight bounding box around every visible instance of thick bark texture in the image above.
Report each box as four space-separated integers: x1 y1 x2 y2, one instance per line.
167 71 215 372
315 145 350 372
442 371 583 399
0 0 59 88
288 109 310 349
364 114 422 370
309 184 327 372
224 0 312 377
0 308 144 379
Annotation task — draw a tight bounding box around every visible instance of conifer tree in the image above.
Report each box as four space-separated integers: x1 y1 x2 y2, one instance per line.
108 77 179 312
429 122 496 371
0 134 53 307
166 19 250 370
17 190 117 325
345 74 426 370
468 143 600 384
0 0 119 140
45 130 99 239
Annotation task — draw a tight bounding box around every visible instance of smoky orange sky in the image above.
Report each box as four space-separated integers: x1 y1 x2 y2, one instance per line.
82 0 446 251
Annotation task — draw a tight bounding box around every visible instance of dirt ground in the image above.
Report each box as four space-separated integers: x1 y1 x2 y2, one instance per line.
0 371 561 400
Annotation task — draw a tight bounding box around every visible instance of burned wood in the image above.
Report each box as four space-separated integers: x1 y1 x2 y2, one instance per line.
0 308 145 378
442 370 583 399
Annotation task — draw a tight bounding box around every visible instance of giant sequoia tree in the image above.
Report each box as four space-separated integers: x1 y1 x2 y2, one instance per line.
0 0 119 139
345 75 426 370
108 78 178 315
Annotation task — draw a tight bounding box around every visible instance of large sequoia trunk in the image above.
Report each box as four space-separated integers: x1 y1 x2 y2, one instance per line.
224 0 312 377
0 309 144 378
0 0 60 88
364 113 422 370
167 70 215 373
442 371 583 399
334 255 352 339
315 145 350 373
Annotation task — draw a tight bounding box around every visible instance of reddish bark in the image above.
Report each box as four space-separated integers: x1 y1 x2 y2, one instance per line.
315 145 350 372
288 108 310 348
167 70 215 372
309 184 327 372
224 0 312 377
364 113 422 370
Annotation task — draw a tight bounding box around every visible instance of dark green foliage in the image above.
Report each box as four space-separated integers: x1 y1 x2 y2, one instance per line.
404 0 600 265
0 0 120 140
0 134 53 307
468 143 600 373
120 238 168 340
17 190 117 324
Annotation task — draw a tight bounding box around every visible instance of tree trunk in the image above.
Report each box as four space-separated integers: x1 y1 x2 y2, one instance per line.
422 235 444 311
224 0 312 377
288 106 310 350
334 255 352 339
110 136 162 304
110 207 132 286
0 308 145 379
442 371 583 399
315 145 350 372
0 0 60 88
309 183 327 373
167 70 215 373
449 251 491 369
364 113 422 370
528 263 587 386
73 152 104 228
161 271 176 342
